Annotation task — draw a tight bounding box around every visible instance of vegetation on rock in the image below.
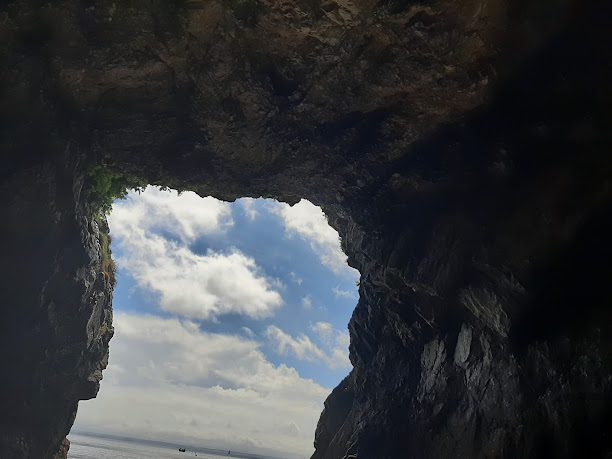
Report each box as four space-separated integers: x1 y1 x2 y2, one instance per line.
86 165 147 216
85 165 144 287
97 219 116 287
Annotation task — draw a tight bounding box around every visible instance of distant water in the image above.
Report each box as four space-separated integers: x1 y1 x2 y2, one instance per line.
68 433 237 459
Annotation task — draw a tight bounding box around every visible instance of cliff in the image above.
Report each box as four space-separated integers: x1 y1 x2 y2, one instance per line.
0 150 114 458
0 0 611 457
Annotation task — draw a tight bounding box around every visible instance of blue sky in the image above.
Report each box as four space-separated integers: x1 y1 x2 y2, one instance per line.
73 187 359 458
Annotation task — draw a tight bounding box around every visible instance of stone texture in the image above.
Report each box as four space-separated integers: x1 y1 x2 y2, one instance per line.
453 323 472 368
1 0 611 458
51 438 70 459
0 150 114 458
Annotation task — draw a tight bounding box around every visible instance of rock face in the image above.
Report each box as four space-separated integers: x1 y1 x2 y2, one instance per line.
0 149 114 458
1 0 611 458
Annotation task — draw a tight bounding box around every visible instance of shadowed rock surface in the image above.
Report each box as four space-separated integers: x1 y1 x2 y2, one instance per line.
1 0 611 457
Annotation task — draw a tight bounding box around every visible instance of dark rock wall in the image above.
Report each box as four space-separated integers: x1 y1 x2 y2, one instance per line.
0 150 113 458
1 0 611 458
314 15 612 455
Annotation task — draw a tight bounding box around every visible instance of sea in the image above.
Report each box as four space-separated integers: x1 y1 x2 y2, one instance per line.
68 433 269 459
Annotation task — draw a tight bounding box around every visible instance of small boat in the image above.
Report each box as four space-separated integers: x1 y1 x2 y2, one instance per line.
179 448 186 452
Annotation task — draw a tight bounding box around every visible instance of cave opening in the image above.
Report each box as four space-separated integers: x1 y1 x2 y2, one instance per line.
69 186 359 458
2 1 612 457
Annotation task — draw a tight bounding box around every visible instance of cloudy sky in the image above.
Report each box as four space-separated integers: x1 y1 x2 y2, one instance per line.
72 187 359 458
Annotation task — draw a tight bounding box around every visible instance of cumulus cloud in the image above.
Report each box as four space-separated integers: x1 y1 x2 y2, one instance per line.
74 313 329 458
265 326 326 364
335 330 350 349
332 286 357 300
119 241 281 320
240 326 256 338
272 200 358 277
265 325 351 371
310 321 333 342
109 188 283 320
238 197 259 221
110 186 233 243
311 322 350 359
76 190 358 457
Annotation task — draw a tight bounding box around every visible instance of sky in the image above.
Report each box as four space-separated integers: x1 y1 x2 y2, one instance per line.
72 187 359 458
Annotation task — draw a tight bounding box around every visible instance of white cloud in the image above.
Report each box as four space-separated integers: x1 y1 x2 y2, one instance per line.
74 313 329 458
269 277 286 291
332 286 357 300
77 190 357 457
110 186 233 243
109 189 283 320
289 272 303 286
282 422 300 437
238 197 259 221
310 322 333 342
120 240 281 321
335 330 350 349
241 327 255 338
272 200 358 277
301 296 313 310
311 322 351 360
266 326 325 363
265 325 351 371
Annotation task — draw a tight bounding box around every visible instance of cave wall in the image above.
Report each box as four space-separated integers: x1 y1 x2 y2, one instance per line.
314 27 612 455
1 0 612 458
0 148 113 458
